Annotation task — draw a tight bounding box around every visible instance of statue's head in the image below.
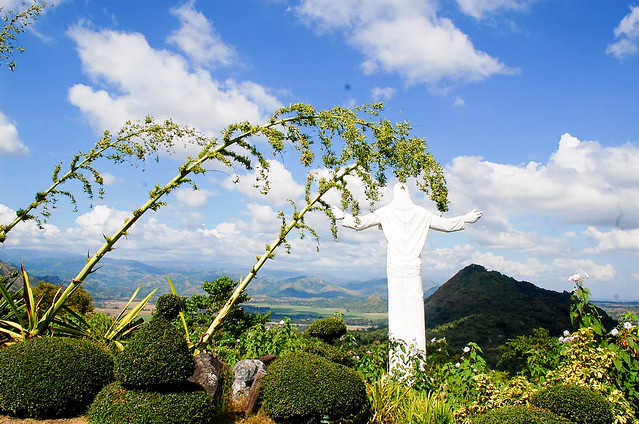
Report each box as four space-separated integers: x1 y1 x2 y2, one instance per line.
392 182 414 209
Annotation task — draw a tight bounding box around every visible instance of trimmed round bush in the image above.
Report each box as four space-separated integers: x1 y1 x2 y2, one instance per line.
261 352 367 423
301 340 356 366
88 381 218 424
0 337 114 418
307 316 347 343
114 317 194 388
530 384 614 424
155 293 184 320
472 405 570 424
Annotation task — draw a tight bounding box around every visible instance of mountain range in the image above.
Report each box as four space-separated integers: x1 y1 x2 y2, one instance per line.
1 255 626 367
0 253 391 306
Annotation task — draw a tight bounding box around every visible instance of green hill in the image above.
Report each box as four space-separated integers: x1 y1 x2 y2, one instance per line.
424 264 616 366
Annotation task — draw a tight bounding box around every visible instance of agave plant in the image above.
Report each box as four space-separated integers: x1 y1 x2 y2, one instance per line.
0 261 46 343
0 261 155 349
54 284 156 351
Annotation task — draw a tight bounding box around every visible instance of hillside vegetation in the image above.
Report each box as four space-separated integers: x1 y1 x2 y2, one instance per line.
425 264 616 366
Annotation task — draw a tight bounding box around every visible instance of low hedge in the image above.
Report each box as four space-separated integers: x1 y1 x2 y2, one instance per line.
261 352 367 423
472 405 570 424
114 316 194 388
307 316 347 343
88 381 219 424
0 337 114 418
530 384 614 424
155 293 184 320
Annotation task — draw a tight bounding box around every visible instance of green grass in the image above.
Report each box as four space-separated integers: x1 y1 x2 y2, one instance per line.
245 302 387 327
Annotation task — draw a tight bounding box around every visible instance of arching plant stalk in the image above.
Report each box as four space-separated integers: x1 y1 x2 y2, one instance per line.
196 164 357 349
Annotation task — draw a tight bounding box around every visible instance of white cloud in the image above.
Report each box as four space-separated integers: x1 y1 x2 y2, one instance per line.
66 18 281 138
295 0 513 86
100 172 124 186
0 111 29 157
470 251 547 279
552 258 616 282
447 133 639 229
224 160 305 207
75 205 130 235
371 86 396 101
455 0 531 20
173 187 212 209
606 6 639 59
167 1 236 67
584 227 639 253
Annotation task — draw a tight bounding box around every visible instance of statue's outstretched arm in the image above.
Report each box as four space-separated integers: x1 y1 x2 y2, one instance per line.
463 209 483 224
332 206 381 231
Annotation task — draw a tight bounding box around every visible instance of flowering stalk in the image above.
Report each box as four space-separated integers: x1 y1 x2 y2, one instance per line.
568 273 605 338
196 165 357 350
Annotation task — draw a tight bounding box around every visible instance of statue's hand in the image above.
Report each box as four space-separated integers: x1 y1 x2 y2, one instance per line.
331 206 346 220
464 209 483 224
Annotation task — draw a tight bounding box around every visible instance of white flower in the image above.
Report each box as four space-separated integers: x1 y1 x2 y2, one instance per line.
563 330 571 337
584 272 590 279
431 337 437 343
624 321 633 329
463 346 471 353
279 320 285 325
455 362 461 368
568 274 581 282
611 328 619 336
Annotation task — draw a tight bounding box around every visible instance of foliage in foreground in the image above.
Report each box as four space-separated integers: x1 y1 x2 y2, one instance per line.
0 337 114 418
530 384 614 424
115 316 194 389
88 381 219 424
472 405 570 424
307 314 347 343
261 352 368 423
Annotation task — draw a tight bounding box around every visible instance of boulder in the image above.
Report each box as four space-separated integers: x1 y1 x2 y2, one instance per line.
231 359 266 400
188 352 229 401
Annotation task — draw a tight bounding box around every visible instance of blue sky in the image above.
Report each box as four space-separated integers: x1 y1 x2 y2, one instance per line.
1 0 639 300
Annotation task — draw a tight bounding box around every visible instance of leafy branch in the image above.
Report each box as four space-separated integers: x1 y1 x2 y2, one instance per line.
0 118 205 243
1 102 449 342
1 1 47 71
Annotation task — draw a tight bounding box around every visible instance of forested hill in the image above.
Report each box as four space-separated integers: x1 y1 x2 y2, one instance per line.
424 264 616 366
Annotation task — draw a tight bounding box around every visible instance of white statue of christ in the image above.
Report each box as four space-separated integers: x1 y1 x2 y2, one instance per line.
333 183 482 368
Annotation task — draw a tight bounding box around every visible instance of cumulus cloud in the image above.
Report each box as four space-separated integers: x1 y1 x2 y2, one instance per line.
66 11 281 139
223 160 305 207
0 111 29 157
584 227 639 253
295 0 513 86
606 6 639 59
470 251 547 279
371 86 396 101
173 187 213 209
455 0 531 20
447 133 639 229
167 1 236 67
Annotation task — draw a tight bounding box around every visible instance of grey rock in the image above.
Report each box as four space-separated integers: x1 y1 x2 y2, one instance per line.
188 352 229 401
232 359 266 400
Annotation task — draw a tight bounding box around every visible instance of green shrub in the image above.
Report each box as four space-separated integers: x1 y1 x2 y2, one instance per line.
155 293 184 320
114 317 194 388
301 340 356 366
530 384 614 424
261 352 367 423
472 405 570 424
88 381 218 424
307 316 347 343
0 337 114 418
